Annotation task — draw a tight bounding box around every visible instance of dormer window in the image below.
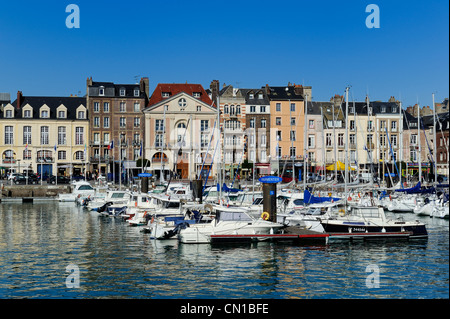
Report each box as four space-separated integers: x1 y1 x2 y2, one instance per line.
258 93 263 99
23 110 32 118
193 92 201 98
249 93 254 99
162 92 170 98
41 110 49 118
134 89 140 97
4 109 13 118
58 110 66 118
381 106 386 113
99 86 105 96
120 88 126 96
77 111 85 119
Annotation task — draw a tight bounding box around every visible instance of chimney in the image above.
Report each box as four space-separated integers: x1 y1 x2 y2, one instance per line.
210 80 220 105
265 84 270 95
16 91 22 110
140 77 149 98
294 84 303 96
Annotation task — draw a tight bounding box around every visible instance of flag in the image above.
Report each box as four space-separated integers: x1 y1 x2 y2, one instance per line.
25 143 28 151
139 141 142 157
54 143 57 152
108 140 114 150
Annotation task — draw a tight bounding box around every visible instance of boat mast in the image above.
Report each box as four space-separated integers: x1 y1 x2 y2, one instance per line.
303 92 308 190
432 93 437 185
160 104 166 184
332 97 337 183
344 87 349 205
217 94 222 203
417 102 421 183
399 100 403 187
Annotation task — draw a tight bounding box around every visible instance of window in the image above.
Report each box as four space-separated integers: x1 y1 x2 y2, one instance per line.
94 102 99 112
99 86 105 96
261 134 267 146
350 120 355 131
120 88 126 96
276 117 281 125
23 150 31 160
23 110 32 118
75 127 84 145
77 110 85 119
391 121 397 131
178 98 187 108
58 127 66 145
4 126 13 144
201 120 209 132
276 103 281 112
162 92 170 98
200 133 208 148
326 133 332 147
338 133 344 147
260 105 266 113
367 120 373 131
249 119 255 128
193 92 200 98
276 130 282 141
308 135 315 148
120 102 126 112
23 126 32 145
177 122 186 129
104 133 110 144
250 106 256 113
197 106 201 112
40 126 49 145
103 102 109 112
308 152 315 162
290 130 296 141
290 147 296 158
230 105 235 116
380 120 386 129
391 135 397 147
93 133 99 144
133 133 140 144
410 134 417 145
291 117 296 126
410 150 417 162
349 134 355 145
379 134 386 146
5 110 13 118
134 103 140 112
75 151 84 161
120 117 126 128
261 119 266 128
367 134 373 147
155 119 164 131
290 103 295 112
258 93 263 99
249 93 254 99
134 117 140 127
41 110 49 118
381 106 386 113
224 105 229 114
134 89 140 97
236 105 241 115
277 146 282 158
94 117 100 128
103 117 110 128
58 151 66 160
155 134 163 148
58 110 65 118
309 120 314 129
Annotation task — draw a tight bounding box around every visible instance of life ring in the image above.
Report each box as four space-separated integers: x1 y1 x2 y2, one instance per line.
261 212 270 220
348 196 352 201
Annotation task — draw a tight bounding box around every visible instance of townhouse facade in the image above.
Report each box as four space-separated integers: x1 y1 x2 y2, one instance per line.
86 77 148 179
143 83 217 181
0 91 88 178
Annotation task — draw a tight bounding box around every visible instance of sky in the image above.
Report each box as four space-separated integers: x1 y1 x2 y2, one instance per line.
0 0 448 108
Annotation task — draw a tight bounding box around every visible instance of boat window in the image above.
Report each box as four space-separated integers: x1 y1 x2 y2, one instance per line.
293 199 303 205
132 196 138 201
217 210 252 222
163 201 180 209
252 198 263 205
111 193 125 198
78 185 93 190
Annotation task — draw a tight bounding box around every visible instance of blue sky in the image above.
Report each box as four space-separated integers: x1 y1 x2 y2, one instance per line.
0 0 448 108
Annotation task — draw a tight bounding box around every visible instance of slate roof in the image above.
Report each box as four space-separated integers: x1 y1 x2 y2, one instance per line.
89 81 146 98
4 96 87 120
265 86 304 101
239 88 270 105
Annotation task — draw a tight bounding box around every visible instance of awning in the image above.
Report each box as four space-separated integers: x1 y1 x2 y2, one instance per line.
326 161 355 171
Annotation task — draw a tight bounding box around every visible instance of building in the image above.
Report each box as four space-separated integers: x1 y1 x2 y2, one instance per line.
266 83 309 179
86 77 148 180
241 87 271 176
143 83 217 181
0 91 88 178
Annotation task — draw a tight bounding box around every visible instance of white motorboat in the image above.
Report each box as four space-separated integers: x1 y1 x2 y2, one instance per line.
386 194 416 213
127 194 182 226
178 205 284 244
87 190 131 211
320 205 428 239
58 181 96 202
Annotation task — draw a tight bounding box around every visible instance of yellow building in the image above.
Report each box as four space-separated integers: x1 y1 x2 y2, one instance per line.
0 92 89 178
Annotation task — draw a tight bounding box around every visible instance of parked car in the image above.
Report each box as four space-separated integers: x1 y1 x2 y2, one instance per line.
48 175 71 184
26 173 39 184
12 174 27 184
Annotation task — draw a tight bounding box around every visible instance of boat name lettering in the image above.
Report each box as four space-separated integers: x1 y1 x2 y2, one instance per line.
352 227 366 232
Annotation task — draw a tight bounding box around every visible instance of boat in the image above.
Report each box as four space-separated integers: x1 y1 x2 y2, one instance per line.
58 181 96 202
320 205 428 239
126 194 181 226
178 205 285 244
145 203 215 239
87 190 131 211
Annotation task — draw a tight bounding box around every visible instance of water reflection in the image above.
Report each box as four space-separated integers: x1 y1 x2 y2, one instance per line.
0 201 448 299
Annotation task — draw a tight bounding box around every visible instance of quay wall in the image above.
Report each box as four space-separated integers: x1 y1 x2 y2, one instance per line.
0 184 71 200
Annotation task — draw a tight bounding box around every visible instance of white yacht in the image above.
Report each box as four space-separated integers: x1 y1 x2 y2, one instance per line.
58 181 96 202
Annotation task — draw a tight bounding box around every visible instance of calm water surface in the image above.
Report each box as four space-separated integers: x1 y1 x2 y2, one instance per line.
0 201 448 299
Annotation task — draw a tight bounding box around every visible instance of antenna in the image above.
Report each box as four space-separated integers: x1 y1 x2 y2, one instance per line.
134 75 141 84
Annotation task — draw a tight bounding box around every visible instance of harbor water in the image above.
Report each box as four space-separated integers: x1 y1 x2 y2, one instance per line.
0 201 448 299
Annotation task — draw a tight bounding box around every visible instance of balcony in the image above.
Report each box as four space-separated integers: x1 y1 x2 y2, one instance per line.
89 156 113 163
36 157 54 163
